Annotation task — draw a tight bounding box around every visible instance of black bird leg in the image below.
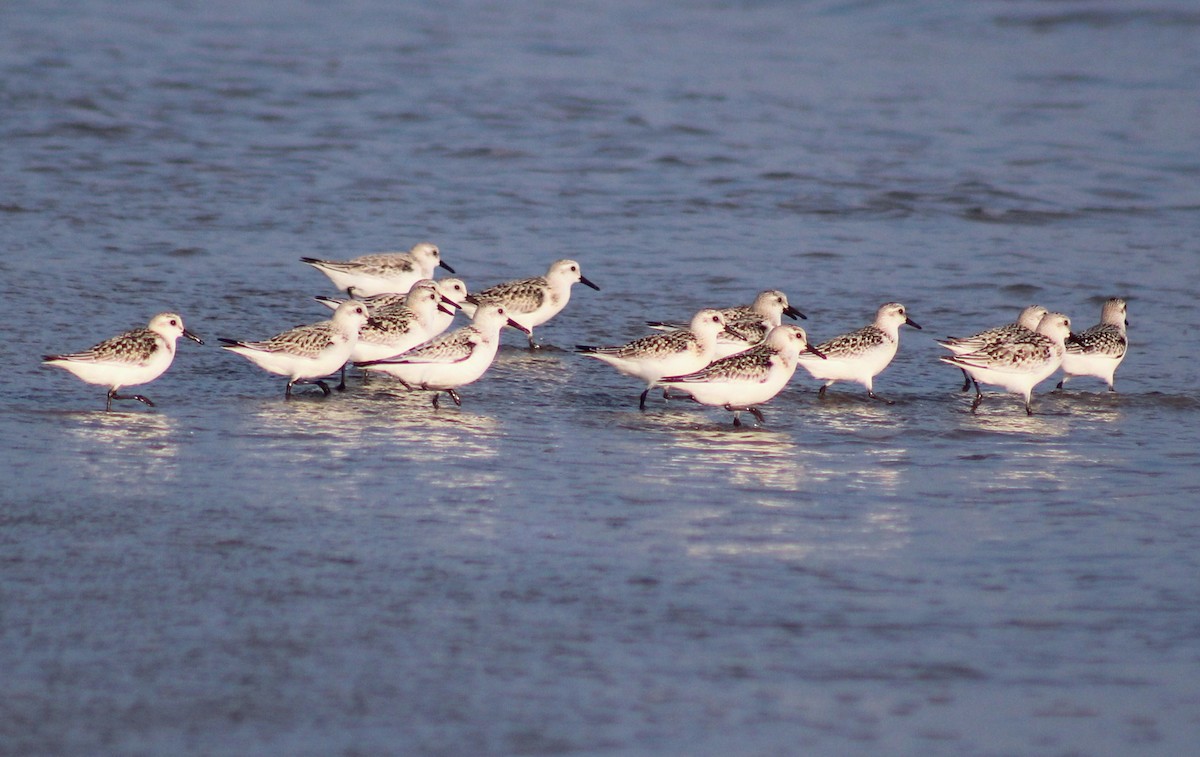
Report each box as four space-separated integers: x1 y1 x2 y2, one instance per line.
970 391 984 414
106 389 155 411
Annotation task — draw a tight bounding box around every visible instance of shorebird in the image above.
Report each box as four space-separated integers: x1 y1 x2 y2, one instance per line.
301 242 454 297
660 324 824 426
43 312 203 411
797 301 921 403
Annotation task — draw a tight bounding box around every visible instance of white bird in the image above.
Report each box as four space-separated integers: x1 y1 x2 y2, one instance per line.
473 259 599 348
797 302 921 403
315 280 457 364
648 289 807 358
937 305 1048 391
1058 298 1128 392
432 277 476 329
219 300 370 398
315 277 469 332
300 242 454 297
43 312 203 411
314 280 462 390
660 324 825 426
576 309 733 410
357 303 530 408
940 311 1076 415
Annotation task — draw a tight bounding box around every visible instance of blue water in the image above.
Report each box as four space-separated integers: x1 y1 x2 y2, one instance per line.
3 1 1200 754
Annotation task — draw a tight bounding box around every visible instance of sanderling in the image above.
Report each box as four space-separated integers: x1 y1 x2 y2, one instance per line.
357 303 529 408
345 281 456 365
315 278 464 329
576 309 733 410
937 305 1048 391
219 300 370 398
314 280 462 389
432 277 475 329
648 289 806 358
940 311 1076 415
797 301 921 403
1058 298 1128 391
301 242 454 297
43 312 203 411
473 259 599 348
660 324 825 426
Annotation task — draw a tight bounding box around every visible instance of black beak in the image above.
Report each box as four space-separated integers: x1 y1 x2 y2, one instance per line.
1066 332 1084 347
905 317 922 330
580 274 600 291
437 303 456 317
439 294 461 309
438 260 456 274
723 324 748 341
784 304 807 320
184 329 204 345
506 318 532 334
805 342 826 359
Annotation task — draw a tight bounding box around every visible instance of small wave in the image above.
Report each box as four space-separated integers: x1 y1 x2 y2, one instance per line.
996 10 1200 32
48 121 133 138
961 207 1077 225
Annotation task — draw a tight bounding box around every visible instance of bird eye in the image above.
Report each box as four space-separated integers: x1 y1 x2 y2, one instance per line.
170 319 178 326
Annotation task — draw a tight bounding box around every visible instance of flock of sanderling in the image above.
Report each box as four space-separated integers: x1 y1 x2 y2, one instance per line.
42 243 1129 424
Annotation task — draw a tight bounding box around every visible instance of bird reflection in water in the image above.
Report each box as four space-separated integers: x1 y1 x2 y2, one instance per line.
955 406 1071 438
64 410 180 489
242 386 504 491
661 423 804 492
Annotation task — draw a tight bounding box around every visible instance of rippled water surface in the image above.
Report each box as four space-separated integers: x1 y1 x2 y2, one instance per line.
4 1 1200 754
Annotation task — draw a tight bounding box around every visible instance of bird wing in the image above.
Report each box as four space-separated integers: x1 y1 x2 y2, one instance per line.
475 277 548 315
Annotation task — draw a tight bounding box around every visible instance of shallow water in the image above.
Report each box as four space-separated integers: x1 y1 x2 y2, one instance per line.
3 0 1200 754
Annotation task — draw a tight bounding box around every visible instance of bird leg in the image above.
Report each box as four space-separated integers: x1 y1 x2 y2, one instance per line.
749 406 766 424
638 388 650 411
106 389 155 411
960 368 973 392
286 379 331 399
867 390 895 405
970 391 984 414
